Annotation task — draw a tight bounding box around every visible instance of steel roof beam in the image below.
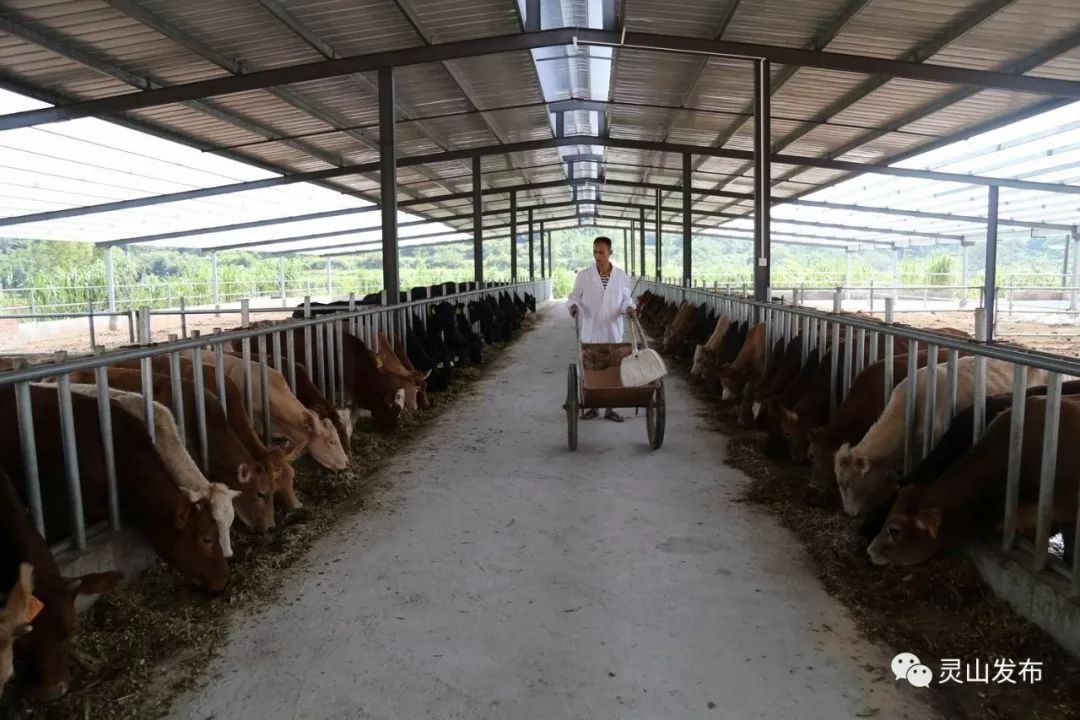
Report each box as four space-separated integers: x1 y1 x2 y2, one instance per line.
702 0 1019 199
98 0 451 200
0 13 381 205
787 198 1073 232
208 97 937 154
671 0 874 205
255 0 479 190
8 28 1080 131
756 26 1080 203
385 0 534 189
5 133 1079 231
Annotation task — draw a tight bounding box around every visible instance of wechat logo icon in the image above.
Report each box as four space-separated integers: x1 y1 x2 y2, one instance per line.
892 652 933 688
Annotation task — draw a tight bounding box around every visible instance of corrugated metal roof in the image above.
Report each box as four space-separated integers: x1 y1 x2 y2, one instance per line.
0 0 1078 255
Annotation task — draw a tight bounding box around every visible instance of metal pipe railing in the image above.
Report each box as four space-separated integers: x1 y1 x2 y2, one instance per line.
640 278 1080 596
2 278 551 561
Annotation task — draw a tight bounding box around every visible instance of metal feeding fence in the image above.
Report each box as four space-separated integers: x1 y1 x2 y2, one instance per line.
0 279 551 556
641 279 1080 600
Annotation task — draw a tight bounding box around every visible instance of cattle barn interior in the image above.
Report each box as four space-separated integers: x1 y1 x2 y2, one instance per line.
2 0 1080 717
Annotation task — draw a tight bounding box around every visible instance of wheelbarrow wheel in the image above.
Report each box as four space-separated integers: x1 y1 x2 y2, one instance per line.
646 380 666 450
566 363 579 451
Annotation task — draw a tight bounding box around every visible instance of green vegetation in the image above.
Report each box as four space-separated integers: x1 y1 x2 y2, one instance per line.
0 227 1071 313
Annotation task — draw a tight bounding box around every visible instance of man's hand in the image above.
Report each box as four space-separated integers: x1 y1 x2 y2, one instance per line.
624 307 637 317
569 304 579 318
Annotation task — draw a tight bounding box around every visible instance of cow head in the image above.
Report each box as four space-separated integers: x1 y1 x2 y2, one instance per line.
169 495 230 593
199 484 241 560
866 488 942 566
833 444 898 517
1 564 35 694
805 427 838 488
232 462 276 533
689 345 707 378
300 411 349 471
716 366 748 400
778 407 812 465
264 444 302 510
12 569 122 700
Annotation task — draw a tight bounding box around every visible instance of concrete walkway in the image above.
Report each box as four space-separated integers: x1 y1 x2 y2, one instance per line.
169 303 935 720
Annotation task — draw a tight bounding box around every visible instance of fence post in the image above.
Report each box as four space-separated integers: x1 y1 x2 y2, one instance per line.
106 245 119 330
960 243 969 309
211 251 220 317
832 288 842 313
279 257 287 307
1072 232 1080 313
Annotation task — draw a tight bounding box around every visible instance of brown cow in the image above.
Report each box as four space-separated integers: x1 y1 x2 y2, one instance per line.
690 315 731 378
798 350 947 489
835 357 1045 516
108 356 302 511
291 361 351 456
63 369 276 534
0 387 229 592
64 385 239 559
0 563 34 694
376 332 426 414
394 338 431 410
0 467 120 700
714 322 767 400
868 395 1080 566
186 352 348 471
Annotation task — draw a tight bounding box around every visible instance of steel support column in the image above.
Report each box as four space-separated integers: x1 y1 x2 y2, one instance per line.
623 228 628 266
473 155 483 283
960 243 969 308
654 188 662 282
105 246 116 313
528 208 535 281
105 245 117 329
540 220 546 278
1070 232 1079 312
510 191 518 283
639 207 646 277
984 186 999 341
379 66 399 304
753 58 771 302
892 248 901 300
682 152 692 287
547 228 553 279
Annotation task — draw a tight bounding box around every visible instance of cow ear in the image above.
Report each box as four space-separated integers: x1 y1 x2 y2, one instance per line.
853 455 870 475
70 571 123 596
237 463 252 484
781 408 798 423
173 499 193 529
302 411 317 433
914 508 942 539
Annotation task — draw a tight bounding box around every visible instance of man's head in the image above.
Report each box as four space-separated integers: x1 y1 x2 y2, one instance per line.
593 236 613 268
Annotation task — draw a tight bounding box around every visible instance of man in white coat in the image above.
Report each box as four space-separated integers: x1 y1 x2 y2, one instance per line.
568 236 637 422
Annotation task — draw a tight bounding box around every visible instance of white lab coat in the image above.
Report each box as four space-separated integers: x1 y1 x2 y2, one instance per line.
567 264 636 343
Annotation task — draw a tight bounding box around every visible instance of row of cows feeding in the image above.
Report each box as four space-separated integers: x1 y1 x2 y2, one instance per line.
0 285 536 702
638 290 1079 570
